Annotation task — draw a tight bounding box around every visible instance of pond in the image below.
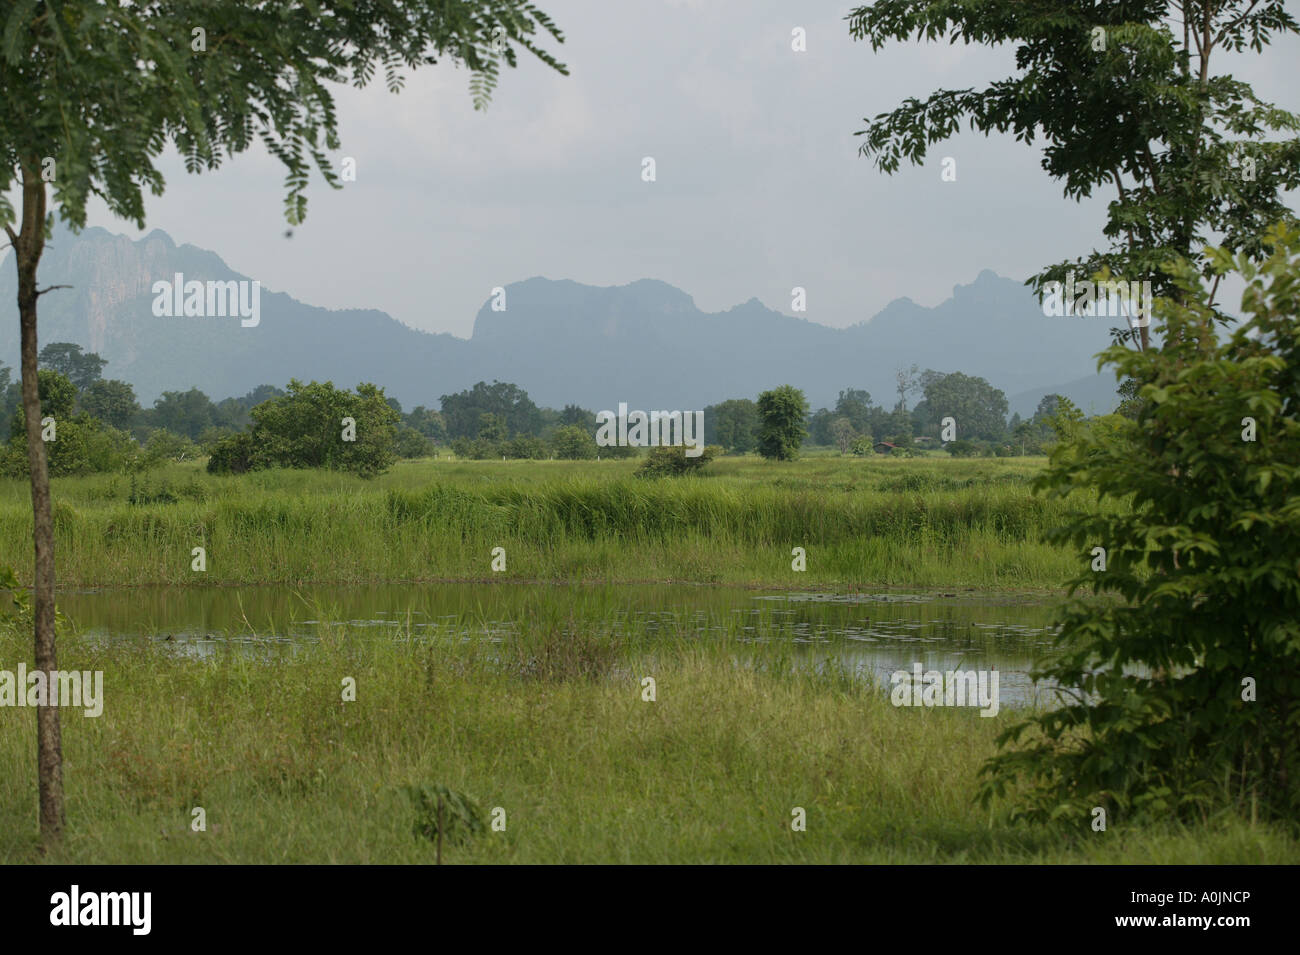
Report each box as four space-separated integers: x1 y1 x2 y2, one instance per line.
57 582 1066 708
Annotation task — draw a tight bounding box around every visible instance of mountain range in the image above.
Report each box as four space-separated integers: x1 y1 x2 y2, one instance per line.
0 224 1123 418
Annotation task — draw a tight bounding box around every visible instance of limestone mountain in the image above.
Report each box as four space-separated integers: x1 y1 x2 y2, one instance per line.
0 225 1119 414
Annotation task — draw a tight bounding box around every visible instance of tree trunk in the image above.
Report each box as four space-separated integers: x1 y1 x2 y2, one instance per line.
9 163 62 840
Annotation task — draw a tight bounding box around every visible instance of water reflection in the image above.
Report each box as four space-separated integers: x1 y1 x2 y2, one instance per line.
58 583 1065 707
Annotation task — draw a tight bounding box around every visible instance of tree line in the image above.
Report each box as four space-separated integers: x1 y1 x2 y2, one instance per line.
1 345 1100 479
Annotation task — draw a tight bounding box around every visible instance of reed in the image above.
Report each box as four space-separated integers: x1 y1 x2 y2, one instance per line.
0 456 1114 589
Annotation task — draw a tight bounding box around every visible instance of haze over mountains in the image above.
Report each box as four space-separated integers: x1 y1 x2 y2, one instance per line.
0 225 1122 418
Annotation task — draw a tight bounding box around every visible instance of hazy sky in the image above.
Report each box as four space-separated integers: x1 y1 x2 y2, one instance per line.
74 0 1300 338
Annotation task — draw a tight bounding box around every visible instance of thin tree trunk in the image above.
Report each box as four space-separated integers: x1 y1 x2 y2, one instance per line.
8 163 62 840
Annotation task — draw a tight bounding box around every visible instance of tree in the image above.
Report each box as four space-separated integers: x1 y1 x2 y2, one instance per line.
893 365 920 412
834 388 874 433
144 388 218 440
8 370 77 429
1012 418 1037 456
2 0 566 841
502 434 545 459
214 384 287 431
756 385 809 461
704 398 759 453
38 343 106 392
1033 394 1064 424
395 426 434 459
80 379 140 431
917 371 1009 442
1116 377 1144 421
849 1 1300 351
559 404 596 431
830 416 857 455
440 380 543 439
807 408 835 447
980 224 1300 827
225 379 401 477
3 371 134 477
551 424 596 460
476 412 508 443
405 406 449 443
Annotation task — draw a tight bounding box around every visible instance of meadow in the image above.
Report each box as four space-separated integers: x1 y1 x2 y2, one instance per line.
9 452 1279 865
1 618 1291 864
0 453 1111 591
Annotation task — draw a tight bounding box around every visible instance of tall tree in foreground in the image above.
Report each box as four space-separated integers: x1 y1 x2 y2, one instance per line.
979 224 1300 827
1 0 566 843
848 0 1300 349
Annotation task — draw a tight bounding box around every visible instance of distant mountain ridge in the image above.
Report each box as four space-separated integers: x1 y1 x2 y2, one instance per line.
0 224 1121 416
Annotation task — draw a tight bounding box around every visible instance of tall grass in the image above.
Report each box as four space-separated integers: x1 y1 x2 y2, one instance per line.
0 617 1286 864
0 456 1112 589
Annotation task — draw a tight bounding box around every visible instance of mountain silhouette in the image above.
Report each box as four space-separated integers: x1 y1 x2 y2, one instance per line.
0 225 1120 415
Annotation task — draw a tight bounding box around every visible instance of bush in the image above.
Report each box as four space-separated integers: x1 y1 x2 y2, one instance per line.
207 380 400 477
945 439 978 457
503 435 547 459
143 428 199 464
551 424 596 460
636 444 720 476
206 431 262 475
395 426 434 459
0 412 136 477
980 225 1300 828
850 435 875 456
449 437 498 460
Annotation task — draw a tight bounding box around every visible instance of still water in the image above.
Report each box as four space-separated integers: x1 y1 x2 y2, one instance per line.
58 582 1066 707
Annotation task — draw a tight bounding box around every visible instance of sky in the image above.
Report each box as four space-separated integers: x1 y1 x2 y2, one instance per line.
70 0 1300 339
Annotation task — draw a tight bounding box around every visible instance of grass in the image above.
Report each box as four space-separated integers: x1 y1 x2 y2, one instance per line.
1 617 1290 864
0 454 1115 590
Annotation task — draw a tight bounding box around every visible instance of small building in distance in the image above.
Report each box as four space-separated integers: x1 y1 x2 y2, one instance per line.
873 441 898 455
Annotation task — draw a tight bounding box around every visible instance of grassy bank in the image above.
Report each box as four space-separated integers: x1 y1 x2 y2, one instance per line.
0 620 1288 864
0 455 1113 590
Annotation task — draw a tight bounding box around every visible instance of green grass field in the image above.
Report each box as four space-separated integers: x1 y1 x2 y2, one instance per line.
1 620 1290 864
0 454 1112 591
9 453 1270 864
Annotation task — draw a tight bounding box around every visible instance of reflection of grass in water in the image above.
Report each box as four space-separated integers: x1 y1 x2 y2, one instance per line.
1 618 1291 864
0 456 1120 589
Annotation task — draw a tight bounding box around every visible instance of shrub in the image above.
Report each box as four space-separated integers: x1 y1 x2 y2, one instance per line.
395 426 434 459
551 424 596 460
980 225 1300 828
636 444 720 476
503 435 547 459
206 431 262 475
206 380 399 477
143 428 199 464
